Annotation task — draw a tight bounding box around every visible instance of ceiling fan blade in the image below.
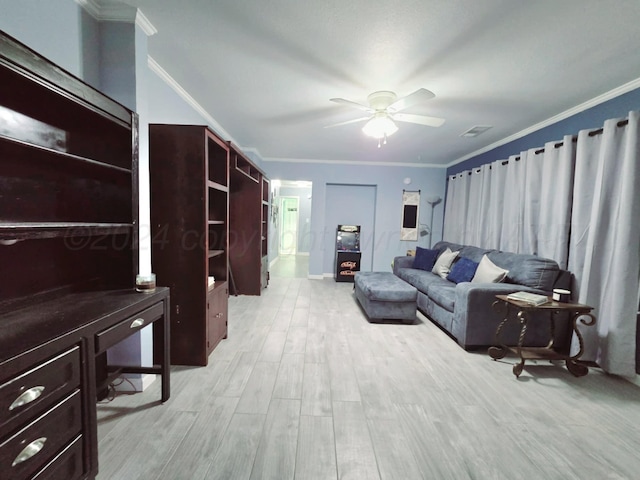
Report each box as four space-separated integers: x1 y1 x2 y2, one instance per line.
392 113 445 127
324 116 371 128
329 97 373 112
388 88 435 112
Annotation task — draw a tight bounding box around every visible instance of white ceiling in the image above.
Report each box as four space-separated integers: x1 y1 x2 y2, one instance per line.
124 0 640 167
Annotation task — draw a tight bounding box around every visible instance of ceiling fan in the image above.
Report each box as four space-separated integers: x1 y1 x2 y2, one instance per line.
326 88 445 146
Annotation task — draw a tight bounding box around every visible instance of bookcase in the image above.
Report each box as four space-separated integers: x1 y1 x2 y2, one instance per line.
149 124 229 366
228 143 270 295
0 31 170 480
261 176 270 289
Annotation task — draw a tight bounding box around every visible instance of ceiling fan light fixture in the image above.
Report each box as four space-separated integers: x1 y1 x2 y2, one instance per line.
362 113 398 139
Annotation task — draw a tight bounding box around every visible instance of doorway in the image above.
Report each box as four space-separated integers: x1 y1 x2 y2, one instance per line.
324 184 376 275
279 196 299 255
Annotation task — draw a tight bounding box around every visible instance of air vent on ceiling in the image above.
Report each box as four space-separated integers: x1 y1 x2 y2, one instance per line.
460 125 492 138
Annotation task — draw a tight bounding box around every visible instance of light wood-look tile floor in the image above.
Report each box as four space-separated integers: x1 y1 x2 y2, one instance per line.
96 277 640 479
270 254 309 279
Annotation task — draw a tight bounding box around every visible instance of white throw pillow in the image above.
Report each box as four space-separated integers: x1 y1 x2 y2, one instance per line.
432 248 459 279
471 254 509 283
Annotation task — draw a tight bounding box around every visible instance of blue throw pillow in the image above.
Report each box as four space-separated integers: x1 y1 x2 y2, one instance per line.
413 246 439 271
447 257 479 284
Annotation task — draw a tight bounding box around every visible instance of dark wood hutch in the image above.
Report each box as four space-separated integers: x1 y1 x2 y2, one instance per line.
0 31 169 480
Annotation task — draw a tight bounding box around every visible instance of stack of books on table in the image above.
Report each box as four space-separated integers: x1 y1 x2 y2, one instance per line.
506 291 550 306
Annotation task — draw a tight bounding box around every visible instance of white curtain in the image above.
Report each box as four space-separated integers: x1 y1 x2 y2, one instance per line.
499 153 526 253
443 171 470 243
443 111 639 374
444 140 576 264
536 136 575 269
568 112 640 375
523 147 543 256
482 160 507 249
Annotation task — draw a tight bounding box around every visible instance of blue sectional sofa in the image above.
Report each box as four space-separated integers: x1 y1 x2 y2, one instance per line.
393 241 573 349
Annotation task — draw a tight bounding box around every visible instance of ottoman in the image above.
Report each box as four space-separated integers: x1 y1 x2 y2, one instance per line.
354 272 417 323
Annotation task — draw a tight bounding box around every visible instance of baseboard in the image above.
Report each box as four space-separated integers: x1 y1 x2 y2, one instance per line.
625 374 640 387
308 274 324 280
112 373 156 393
269 256 279 268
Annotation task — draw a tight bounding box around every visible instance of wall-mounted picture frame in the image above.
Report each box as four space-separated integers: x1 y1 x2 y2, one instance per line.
400 190 420 241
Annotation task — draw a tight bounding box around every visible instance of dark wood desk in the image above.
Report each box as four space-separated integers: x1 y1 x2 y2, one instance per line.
488 294 595 378
0 287 170 479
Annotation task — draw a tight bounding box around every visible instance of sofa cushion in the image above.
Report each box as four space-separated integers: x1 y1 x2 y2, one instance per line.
432 248 459 279
472 254 509 283
413 246 439 271
396 268 445 293
427 282 456 312
487 251 559 291
354 272 417 302
457 245 495 263
447 257 479 284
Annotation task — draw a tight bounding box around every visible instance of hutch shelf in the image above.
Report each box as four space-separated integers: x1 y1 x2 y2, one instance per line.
0 31 170 480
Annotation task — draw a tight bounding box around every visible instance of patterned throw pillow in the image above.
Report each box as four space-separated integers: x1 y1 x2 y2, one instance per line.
447 257 480 284
413 246 440 271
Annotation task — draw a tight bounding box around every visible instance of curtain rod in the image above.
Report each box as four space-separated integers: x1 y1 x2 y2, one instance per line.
449 118 631 179
508 119 629 162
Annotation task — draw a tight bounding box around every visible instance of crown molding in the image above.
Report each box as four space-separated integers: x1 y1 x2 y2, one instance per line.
447 76 640 168
75 0 157 36
147 56 235 143
75 0 101 18
262 156 446 168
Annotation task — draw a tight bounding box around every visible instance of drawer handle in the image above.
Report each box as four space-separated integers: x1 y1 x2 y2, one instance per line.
12 437 47 467
9 386 45 411
130 318 145 328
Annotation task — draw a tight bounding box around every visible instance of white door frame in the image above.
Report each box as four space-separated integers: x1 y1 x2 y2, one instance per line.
279 196 299 255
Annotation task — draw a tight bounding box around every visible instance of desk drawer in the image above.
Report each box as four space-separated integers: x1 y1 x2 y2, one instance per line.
95 301 164 354
0 390 82 480
32 434 84 480
0 347 80 435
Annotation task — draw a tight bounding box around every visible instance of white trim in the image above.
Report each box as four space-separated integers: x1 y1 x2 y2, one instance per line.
308 274 324 280
263 156 446 168
134 10 157 36
446 76 640 168
148 56 236 143
625 374 640 387
112 373 156 392
141 373 157 391
297 252 310 256
269 256 279 268
279 196 299 256
76 0 157 36
99 3 137 23
243 146 265 160
75 0 101 18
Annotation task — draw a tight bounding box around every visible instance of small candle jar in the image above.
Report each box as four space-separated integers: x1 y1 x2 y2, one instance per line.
136 273 156 293
552 288 571 303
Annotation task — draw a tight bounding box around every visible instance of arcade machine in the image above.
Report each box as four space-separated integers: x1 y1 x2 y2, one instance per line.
335 225 361 282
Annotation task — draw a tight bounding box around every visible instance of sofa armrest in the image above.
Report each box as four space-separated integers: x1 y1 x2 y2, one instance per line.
393 256 414 276
451 283 549 347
